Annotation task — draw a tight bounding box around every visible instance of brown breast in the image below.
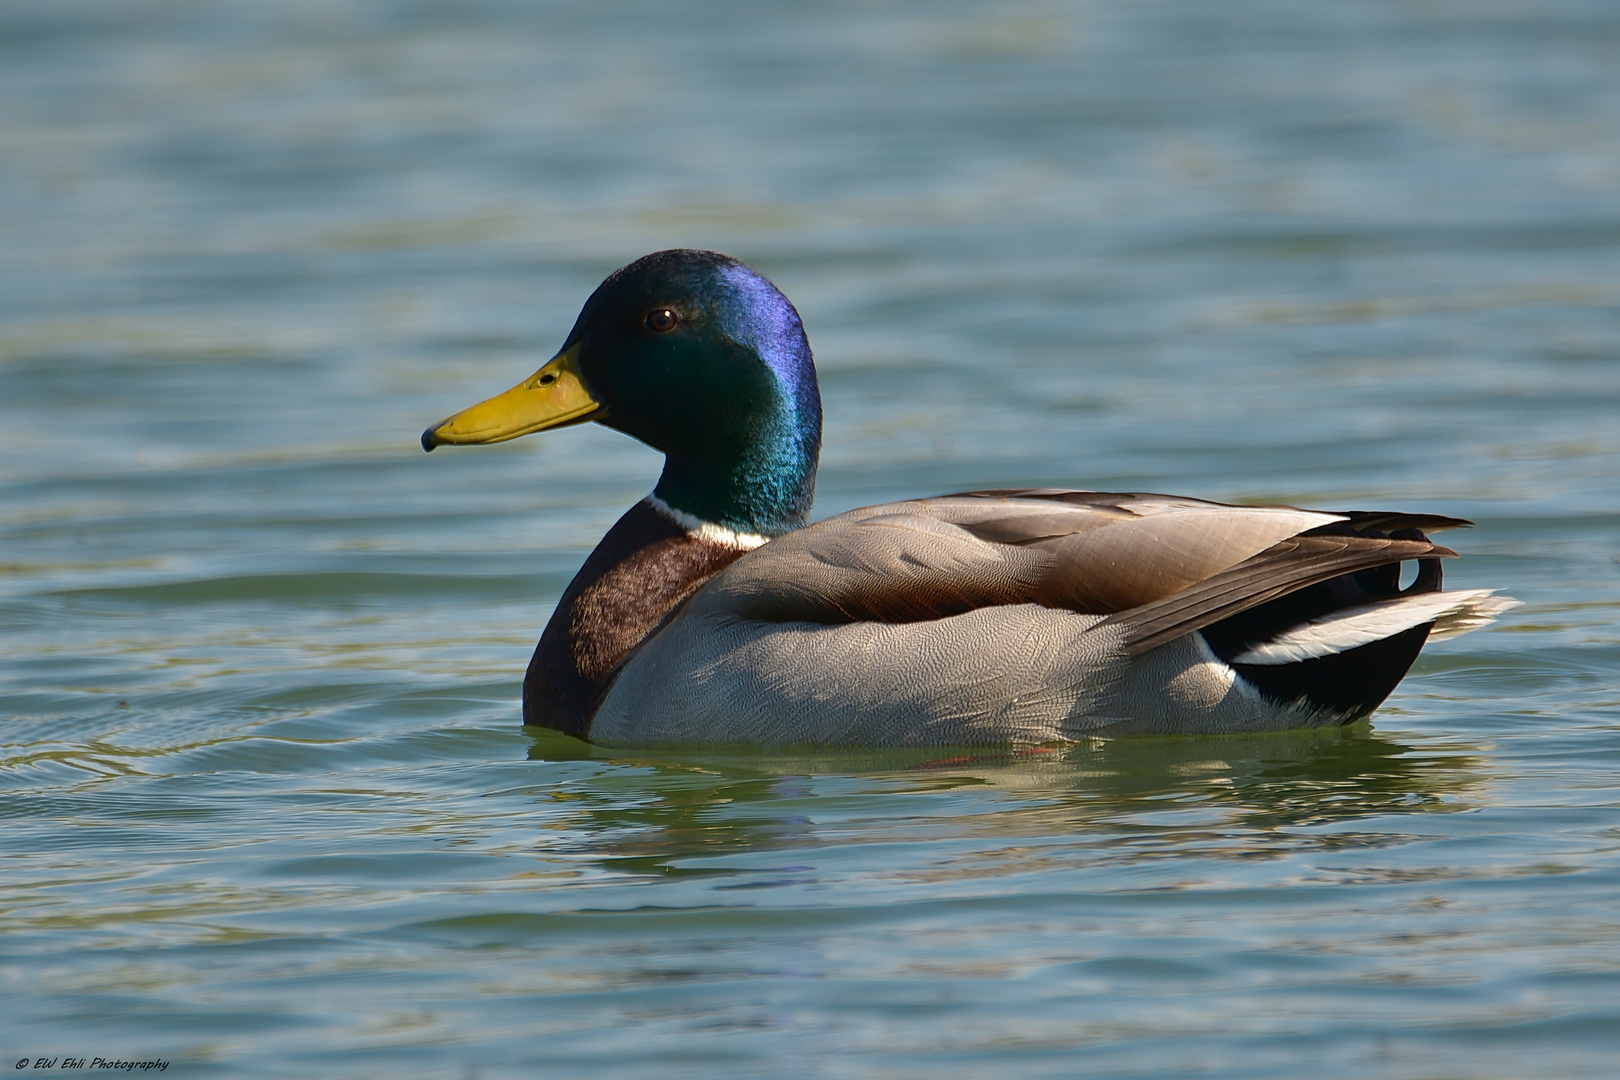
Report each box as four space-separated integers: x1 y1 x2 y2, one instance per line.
522 500 754 736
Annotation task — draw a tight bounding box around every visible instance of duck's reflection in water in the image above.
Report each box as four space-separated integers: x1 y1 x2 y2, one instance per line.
523 724 1483 882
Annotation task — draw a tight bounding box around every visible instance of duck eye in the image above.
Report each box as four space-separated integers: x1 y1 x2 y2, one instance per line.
645 308 679 333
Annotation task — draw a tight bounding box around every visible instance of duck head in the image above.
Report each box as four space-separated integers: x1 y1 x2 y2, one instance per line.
423 249 822 536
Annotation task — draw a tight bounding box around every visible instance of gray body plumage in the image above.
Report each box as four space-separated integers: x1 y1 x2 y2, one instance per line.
592 491 1512 746
594 605 1306 745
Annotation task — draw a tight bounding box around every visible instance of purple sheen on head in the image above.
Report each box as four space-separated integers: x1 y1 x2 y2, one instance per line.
716 263 821 426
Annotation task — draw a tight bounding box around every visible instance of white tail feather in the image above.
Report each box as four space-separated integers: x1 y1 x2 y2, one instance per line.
1232 589 1519 666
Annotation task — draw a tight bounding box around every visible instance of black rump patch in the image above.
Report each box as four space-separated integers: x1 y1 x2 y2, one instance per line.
1227 623 1432 723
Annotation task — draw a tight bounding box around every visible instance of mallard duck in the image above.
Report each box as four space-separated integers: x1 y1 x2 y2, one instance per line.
422 249 1514 746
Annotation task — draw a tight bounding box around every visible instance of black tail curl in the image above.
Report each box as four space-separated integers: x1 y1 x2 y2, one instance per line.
1202 523 1446 723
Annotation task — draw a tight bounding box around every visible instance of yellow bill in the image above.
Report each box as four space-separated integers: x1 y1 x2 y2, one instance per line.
421 345 604 451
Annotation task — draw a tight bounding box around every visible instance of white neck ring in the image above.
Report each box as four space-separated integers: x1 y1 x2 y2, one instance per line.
645 495 771 550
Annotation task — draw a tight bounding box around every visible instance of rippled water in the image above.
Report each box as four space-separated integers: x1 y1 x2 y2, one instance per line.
4 1 1619 1075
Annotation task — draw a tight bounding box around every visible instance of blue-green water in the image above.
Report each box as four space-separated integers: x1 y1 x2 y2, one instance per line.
3 1 1619 1075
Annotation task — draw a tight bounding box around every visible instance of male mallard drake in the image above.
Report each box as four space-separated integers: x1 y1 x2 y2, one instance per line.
423 249 1514 746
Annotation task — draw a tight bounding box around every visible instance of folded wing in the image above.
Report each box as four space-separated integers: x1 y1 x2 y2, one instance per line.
689 489 1459 636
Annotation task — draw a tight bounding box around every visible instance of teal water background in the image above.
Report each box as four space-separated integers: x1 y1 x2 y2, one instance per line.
4 1 1619 1075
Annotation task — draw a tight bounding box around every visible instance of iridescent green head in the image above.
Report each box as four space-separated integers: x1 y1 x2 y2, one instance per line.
423 249 822 536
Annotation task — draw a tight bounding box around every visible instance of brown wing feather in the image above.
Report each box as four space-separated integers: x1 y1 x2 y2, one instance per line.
687 489 1461 645
692 492 1345 626
685 511 1051 625
1100 535 1458 654
950 490 1473 537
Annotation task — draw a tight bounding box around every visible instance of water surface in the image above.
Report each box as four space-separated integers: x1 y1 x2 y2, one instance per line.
3 1 1619 1076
